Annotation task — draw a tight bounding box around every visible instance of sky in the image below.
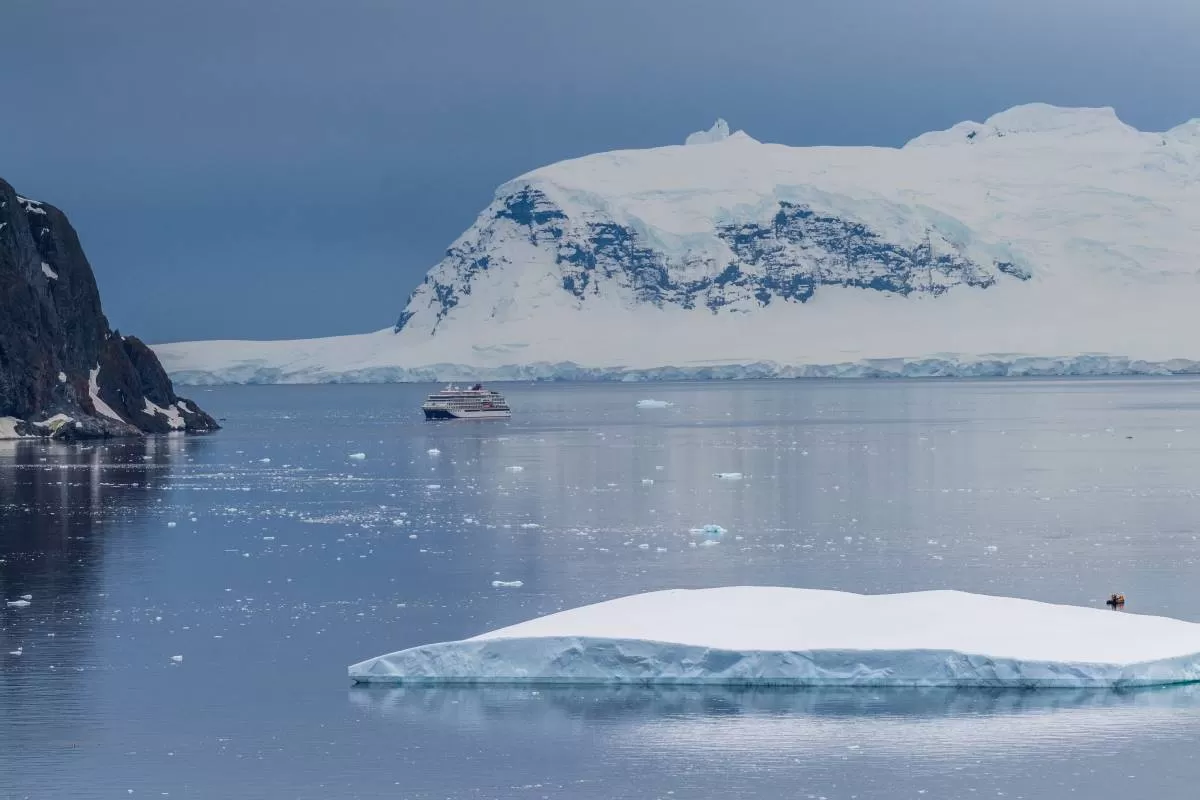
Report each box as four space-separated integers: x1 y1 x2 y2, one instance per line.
4 0 1200 343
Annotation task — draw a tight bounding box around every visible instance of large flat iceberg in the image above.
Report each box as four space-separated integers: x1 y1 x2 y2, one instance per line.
349 587 1200 688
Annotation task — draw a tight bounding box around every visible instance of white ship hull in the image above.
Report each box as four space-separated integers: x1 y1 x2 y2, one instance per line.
423 406 511 420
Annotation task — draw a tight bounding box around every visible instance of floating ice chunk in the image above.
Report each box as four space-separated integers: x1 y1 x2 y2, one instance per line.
699 539 720 547
690 524 727 536
348 452 366 460
636 399 672 409
425 484 441 490
491 580 524 588
170 655 183 663
427 448 441 455
20 594 31 601
6 599 30 608
167 521 177 528
349 587 1200 687
715 472 743 480
505 465 524 472
258 458 271 463
641 478 654 485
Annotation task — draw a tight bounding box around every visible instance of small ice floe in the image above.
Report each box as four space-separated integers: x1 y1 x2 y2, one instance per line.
690 524 727 536
505 465 524 472
20 594 32 601
427 448 441 456
258 458 271 463
519 523 541 529
170 655 183 663
636 399 672 409
6 599 31 608
715 472 744 480
491 580 524 588
166 521 177 528
699 539 721 547
8 647 22 656
426 484 441 490
641 478 655 485
348 453 367 460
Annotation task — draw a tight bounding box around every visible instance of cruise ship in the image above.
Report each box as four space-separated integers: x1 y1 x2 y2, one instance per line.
421 384 511 420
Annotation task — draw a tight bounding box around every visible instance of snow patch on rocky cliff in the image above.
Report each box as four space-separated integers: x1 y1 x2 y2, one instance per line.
142 398 186 430
0 417 27 440
88 366 125 423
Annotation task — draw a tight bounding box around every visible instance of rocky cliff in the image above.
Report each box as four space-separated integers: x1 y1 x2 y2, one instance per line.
0 178 217 439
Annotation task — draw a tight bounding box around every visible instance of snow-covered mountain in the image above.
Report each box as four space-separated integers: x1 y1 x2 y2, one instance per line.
157 104 1200 384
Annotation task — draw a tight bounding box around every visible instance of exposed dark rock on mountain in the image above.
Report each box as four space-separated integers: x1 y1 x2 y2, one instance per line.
395 187 1029 333
0 178 218 439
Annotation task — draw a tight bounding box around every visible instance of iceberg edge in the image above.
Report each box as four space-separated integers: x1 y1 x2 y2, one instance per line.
348 636 1200 688
349 588 1200 689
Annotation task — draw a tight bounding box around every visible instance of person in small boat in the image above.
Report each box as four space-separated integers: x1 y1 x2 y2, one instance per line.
1106 593 1125 609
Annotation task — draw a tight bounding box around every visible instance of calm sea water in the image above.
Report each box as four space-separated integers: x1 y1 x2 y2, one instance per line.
5 379 1200 799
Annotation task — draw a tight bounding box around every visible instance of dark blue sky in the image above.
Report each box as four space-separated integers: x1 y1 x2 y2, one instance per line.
4 0 1199 343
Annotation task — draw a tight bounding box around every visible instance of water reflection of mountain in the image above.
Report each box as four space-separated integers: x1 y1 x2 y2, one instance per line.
410 383 961 598
406 380 1200 609
0 436 189 559
0 436 198 746
351 683 1200 755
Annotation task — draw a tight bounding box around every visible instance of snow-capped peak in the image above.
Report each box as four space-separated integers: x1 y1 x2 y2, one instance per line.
905 102 1142 148
685 118 731 145
1166 118 1200 145
155 102 1200 387
984 103 1130 135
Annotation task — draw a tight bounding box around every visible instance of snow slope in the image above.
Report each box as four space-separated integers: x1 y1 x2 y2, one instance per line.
158 104 1200 384
348 587 1200 688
